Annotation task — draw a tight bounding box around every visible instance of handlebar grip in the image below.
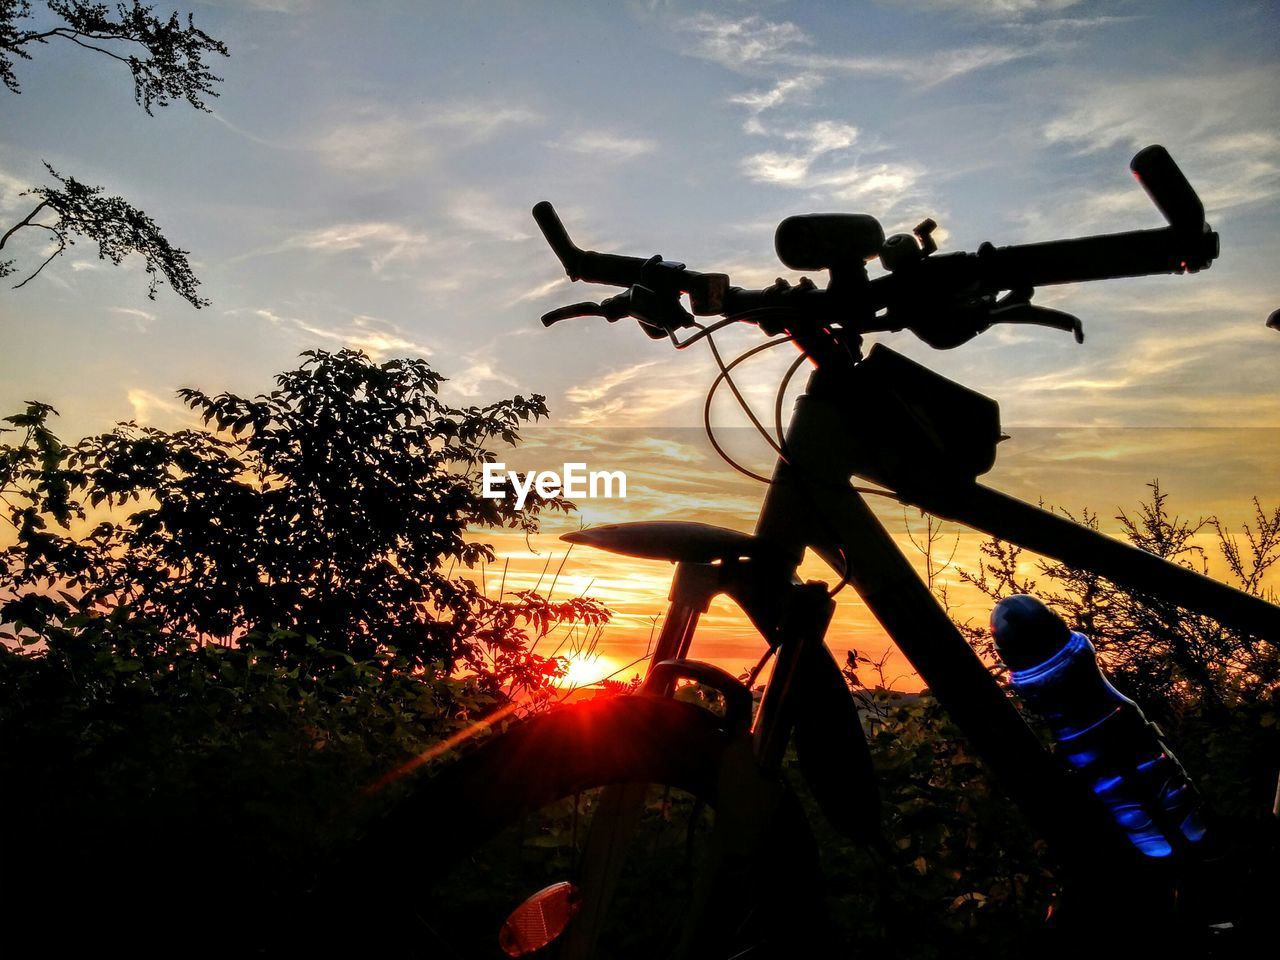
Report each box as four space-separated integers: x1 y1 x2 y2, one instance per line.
1131 145 1205 231
532 201 582 277
976 226 1219 289
532 200 650 287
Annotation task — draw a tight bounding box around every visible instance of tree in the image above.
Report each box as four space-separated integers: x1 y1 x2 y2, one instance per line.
954 481 1280 716
0 350 610 951
1 349 605 689
0 1 227 305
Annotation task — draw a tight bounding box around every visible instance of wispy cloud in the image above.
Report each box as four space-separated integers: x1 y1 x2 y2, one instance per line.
0 167 33 214
897 0 1083 15
738 117 926 218
1025 69 1280 231
729 74 823 116
678 13 810 70
791 45 1033 86
279 221 437 272
201 0 315 10
446 190 534 242
677 12 1034 86
311 100 541 174
110 306 157 332
255 308 433 359
740 118 857 183
442 358 519 399
563 358 708 426
127 388 189 426
510 276 571 306
994 316 1279 427
552 131 658 161
565 360 660 405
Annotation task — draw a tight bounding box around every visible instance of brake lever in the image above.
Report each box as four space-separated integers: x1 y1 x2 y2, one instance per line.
540 291 635 327
989 289 1085 343
541 285 697 341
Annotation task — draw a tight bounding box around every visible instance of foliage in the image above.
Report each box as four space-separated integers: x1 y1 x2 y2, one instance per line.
0 162 208 304
956 480 1280 717
0 617 499 952
1 0 227 109
0 351 609 948
1 349 604 684
833 481 1280 954
1 1 226 303
797 689 1053 959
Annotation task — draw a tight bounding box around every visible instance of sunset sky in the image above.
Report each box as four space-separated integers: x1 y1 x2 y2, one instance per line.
2 0 1277 685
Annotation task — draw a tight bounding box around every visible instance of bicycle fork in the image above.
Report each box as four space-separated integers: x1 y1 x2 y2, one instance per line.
565 563 848 958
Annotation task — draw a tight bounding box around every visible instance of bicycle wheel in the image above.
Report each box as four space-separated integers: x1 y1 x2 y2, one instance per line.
317 695 827 959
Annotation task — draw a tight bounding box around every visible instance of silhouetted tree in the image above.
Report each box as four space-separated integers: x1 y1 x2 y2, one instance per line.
1 349 604 687
955 481 1280 716
0 1 227 305
0 350 609 952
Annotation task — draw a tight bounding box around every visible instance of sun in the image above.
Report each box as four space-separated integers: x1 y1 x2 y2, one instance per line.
556 652 618 689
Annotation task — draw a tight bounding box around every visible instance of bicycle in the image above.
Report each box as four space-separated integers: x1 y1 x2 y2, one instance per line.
330 146 1280 958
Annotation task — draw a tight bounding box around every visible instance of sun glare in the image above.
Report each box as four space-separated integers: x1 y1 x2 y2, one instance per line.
556 652 618 689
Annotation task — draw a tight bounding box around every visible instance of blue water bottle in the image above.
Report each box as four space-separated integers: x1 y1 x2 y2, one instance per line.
991 595 1208 859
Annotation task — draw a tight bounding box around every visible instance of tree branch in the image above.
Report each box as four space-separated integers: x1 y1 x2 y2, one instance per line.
55 29 135 66
0 199 50 250
12 231 66 288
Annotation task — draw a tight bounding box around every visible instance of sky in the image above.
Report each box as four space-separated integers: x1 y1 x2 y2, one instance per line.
1 0 1277 684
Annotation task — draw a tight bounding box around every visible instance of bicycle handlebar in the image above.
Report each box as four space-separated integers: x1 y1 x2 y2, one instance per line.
531 201 646 287
532 146 1221 346
1131 144 1206 232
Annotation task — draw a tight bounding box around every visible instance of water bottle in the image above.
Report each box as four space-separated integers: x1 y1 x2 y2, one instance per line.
991 594 1208 859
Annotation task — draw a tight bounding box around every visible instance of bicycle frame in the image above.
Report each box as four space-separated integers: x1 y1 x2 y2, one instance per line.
752 359 1279 852
565 346 1280 954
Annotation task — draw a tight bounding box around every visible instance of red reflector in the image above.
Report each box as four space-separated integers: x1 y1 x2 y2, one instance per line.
499 881 583 957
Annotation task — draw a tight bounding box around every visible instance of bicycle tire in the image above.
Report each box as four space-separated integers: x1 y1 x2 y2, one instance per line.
317 695 827 959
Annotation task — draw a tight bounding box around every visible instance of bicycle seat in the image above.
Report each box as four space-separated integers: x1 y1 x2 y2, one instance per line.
562 522 764 563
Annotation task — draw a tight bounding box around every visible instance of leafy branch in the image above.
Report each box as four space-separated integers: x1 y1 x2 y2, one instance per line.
1 0 228 113
0 163 207 306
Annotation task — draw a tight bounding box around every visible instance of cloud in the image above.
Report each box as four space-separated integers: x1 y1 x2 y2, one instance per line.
201 0 315 10
1043 70 1277 159
565 360 660 405
740 119 859 185
563 358 707 426
442 359 519 399
110 306 157 332
510 276 571 306
677 12 1033 86
311 100 541 174
894 0 1083 14
678 13 810 70
127 388 188 426
0 168 33 214
552 131 658 161
993 311 1279 427
446 190 534 242
729 74 823 116
280 221 437 272
790 45 1033 86
1023 69 1280 230
738 117 926 217
255 308 433 359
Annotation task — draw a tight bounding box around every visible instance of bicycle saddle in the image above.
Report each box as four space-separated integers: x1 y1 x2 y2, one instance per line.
562 522 763 563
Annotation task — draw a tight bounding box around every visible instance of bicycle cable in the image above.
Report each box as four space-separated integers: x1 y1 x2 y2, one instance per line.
704 330 791 460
